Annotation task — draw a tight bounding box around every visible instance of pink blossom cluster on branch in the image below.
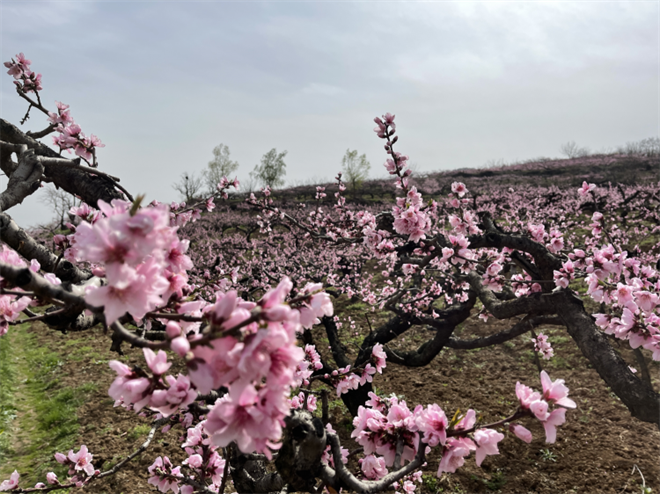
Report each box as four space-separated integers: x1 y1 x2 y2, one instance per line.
48 101 105 164
3 53 41 93
5 53 104 165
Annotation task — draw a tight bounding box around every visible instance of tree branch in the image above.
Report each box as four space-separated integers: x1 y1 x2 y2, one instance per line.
445 315 564 349
0 212 91 284
465 271 559 319
0 118 128 206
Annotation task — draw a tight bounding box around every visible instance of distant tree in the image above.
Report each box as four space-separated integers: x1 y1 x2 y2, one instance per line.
560 141 590 159
172 171 204 203
617 137 660 157
40 185 77 229
341 149 370 194
205 144 239 193
251 148 287 188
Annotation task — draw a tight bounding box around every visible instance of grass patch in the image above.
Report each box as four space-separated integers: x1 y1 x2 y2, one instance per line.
0 331 19 465
0 325 94 487
127 424 152 442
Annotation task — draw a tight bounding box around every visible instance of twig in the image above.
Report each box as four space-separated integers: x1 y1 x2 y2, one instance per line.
218 448 231 494
10 307 67 325
530 328 544 373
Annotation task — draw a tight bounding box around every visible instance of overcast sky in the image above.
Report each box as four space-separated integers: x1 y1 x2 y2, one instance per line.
1 1 657 228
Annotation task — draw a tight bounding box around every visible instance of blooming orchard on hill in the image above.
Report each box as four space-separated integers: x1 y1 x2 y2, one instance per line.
0 53 658 493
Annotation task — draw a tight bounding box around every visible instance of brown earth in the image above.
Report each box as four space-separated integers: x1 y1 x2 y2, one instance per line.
1 314 658 494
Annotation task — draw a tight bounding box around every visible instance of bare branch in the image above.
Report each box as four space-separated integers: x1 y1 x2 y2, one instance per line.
1 118 128 206
464 271 559 319
0 144 44 212
445 315 564 349
0 212 91 284
323 433 426 494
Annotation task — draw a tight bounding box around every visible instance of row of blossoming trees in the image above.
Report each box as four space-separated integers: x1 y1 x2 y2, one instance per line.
0 53 658 494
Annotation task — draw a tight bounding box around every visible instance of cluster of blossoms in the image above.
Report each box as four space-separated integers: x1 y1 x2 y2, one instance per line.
447 209 481 236
0 445 97 491
362 218 395 258
526 223 564 254
326 343 387 396
392 186 432 243
392 471 424 494
514 371 576 443
375 113 434 243
589 211 604 237
4 53 104 165
3 52 42 93
349 370 575 482
553 259 576 289
532 333 554 360
0 246 32 336
293 343 324 386
555 219 660 360
69 199 189 325
49 101 105 164
54 445 98 484
109 348 196 416
148 421 226 494
196 279 330 455
216 177 240 199
0 249 66 337
107 277 333 457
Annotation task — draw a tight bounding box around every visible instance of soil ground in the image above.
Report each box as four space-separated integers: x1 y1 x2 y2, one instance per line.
0 311 658 494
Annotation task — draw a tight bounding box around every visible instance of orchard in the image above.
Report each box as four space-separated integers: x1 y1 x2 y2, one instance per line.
0 53 658 494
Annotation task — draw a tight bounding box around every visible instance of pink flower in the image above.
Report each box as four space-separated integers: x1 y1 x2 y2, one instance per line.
147 456 182 493
451 182 468 197
360 455 388 480
85 260 169 325
509 423 533 443
107 360 152 410
455 409 476 431
260 277 292 309
336 373 361 396
542 408 566 444
183 453 203 469
635 291 659 313
533 333 554 360
46 472 59 484
149 375 196 417
437 437 475 474
529 399 549 421
414 403 447 447
372 343 387 373
0 471 19 491
540 371 576 408
171 336 191 357
309 291 333 318
144 348 171 375
68 445 95 476
615 283 635 306
515 382 542 409
204 380 282 456
577 181 596 196
473 428 504 466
